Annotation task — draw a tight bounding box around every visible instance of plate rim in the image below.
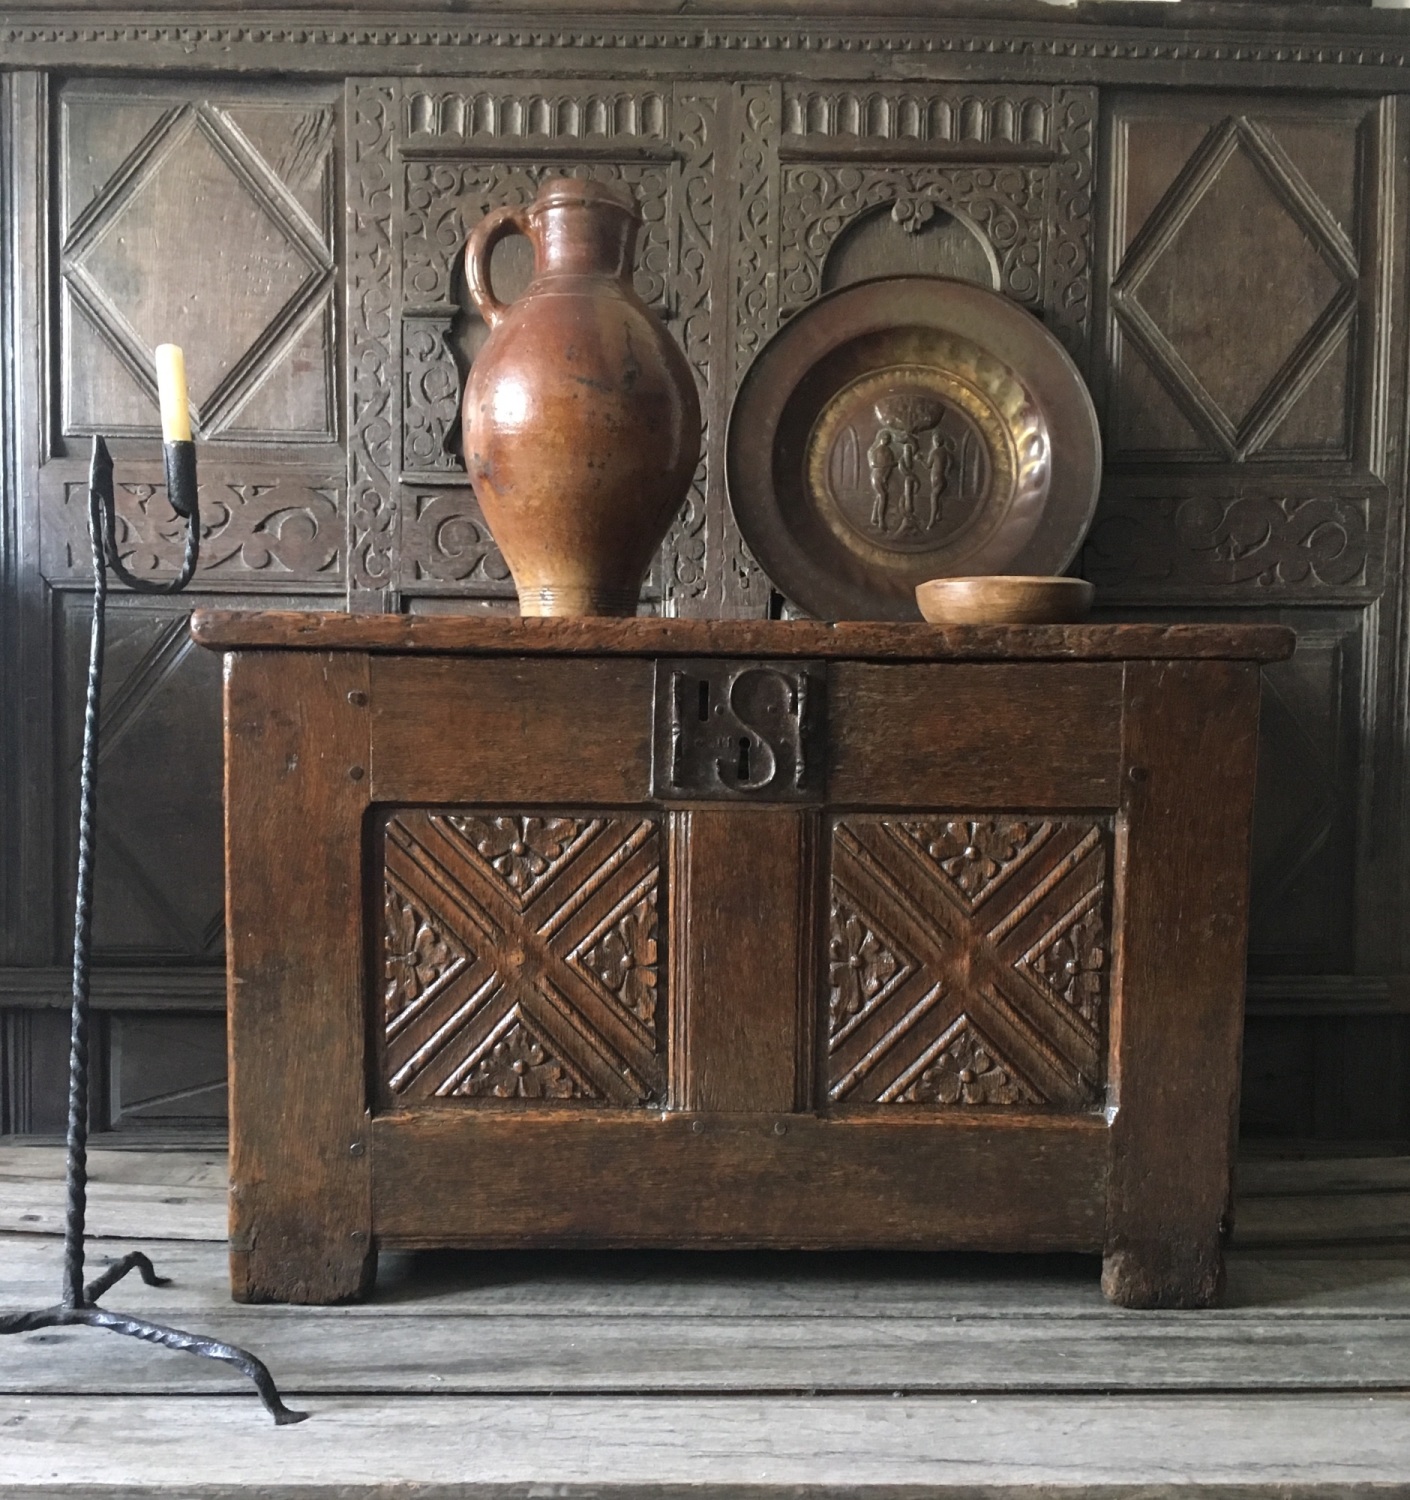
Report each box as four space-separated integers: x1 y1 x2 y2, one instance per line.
726 274 1102 621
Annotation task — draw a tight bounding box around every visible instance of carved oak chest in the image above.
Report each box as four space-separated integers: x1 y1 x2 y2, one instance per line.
194 610 1293 1308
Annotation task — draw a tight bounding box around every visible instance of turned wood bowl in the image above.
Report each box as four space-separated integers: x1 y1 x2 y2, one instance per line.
915 575 1095 625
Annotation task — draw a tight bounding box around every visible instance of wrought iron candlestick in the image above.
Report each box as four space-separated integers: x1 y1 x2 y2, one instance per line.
0 434 307 1426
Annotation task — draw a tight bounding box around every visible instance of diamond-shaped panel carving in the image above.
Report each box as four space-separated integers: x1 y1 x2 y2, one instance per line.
61 99 333 438
1113 117 1358 461
380 810 664 1106
827 815 1111 1110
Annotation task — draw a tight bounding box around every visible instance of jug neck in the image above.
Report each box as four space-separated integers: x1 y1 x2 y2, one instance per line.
529 199 639 282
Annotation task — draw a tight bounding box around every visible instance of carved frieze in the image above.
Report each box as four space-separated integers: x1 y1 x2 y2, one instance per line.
827 815 1110 1111
1084 493 1377 599
380 810 665 1105
400 490 511 590
783 84 1055 154
42 471 343 588
405 87 668 144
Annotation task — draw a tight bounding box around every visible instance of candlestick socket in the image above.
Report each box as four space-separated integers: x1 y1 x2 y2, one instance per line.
163 440 198 519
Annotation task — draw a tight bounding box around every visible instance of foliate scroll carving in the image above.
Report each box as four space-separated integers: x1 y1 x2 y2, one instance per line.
658 87 715 607
1045 88 1096 368
45 474 342 586
734 85 779 385
827 816 1110 1111
780 165 1046 319
406 87 668 143
346 80 400 605
380 811 664 1104
1084 494 1374 598
783 86 1053 152
401 492 511 588
402 318 462 474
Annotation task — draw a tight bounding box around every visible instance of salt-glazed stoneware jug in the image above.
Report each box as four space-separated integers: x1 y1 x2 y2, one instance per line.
461 178 702 617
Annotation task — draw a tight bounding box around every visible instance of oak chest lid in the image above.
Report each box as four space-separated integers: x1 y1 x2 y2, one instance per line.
191 610 1295 664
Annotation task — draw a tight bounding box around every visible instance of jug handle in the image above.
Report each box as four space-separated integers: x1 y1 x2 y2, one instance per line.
465 204 530 330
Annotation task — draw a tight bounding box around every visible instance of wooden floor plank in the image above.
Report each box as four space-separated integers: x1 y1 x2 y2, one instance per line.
3 1393 1408 1494
0 1146 227 1189
4 1307 1410 1395
0 1180 227 1241
8 1235 1410 1320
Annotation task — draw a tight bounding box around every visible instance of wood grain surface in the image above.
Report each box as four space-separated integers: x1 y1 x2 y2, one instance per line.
369 1109 1108 1249
225 651 375 1303
1103 661 1265 1308
191 611 1297 664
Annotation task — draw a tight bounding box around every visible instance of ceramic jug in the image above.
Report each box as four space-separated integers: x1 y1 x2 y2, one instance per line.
461 178 702 617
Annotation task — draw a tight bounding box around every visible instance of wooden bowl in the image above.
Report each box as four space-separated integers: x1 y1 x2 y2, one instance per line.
915 575 1095 625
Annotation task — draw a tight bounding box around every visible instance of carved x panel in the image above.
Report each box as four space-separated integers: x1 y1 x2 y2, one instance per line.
380 811 664 1105
827 816 1109 1111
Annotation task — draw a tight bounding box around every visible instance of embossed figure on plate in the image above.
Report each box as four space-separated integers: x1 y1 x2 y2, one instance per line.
807 364 1000 559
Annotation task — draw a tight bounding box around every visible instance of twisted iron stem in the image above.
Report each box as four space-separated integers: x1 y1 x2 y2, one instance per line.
0 436 307 1426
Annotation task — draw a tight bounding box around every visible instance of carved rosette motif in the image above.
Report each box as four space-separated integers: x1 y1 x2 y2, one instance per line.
895 1016 1041 1107
380 811 664 1104
346 80 400 606
827 815 1110 1110
383 885 470 1036
449 1014 598 1101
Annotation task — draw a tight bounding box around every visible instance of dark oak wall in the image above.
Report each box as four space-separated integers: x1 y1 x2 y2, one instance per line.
2 2 1409 1142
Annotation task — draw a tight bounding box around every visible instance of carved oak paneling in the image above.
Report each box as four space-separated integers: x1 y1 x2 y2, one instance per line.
41 470 344 590
58 602 225 961
1092 96 1395 602
1084 491 1379 602
60 89 336 443
778 86 1095 368
827 815 1110 1112
379 810 665 1105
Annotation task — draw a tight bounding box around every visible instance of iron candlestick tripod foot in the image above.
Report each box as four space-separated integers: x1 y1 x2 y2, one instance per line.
0 435 308 1427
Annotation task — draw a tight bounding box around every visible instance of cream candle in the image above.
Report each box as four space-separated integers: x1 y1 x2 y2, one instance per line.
154 344 191 442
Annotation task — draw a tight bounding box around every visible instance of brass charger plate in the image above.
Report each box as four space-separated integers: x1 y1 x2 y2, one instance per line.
726 276 1102 620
